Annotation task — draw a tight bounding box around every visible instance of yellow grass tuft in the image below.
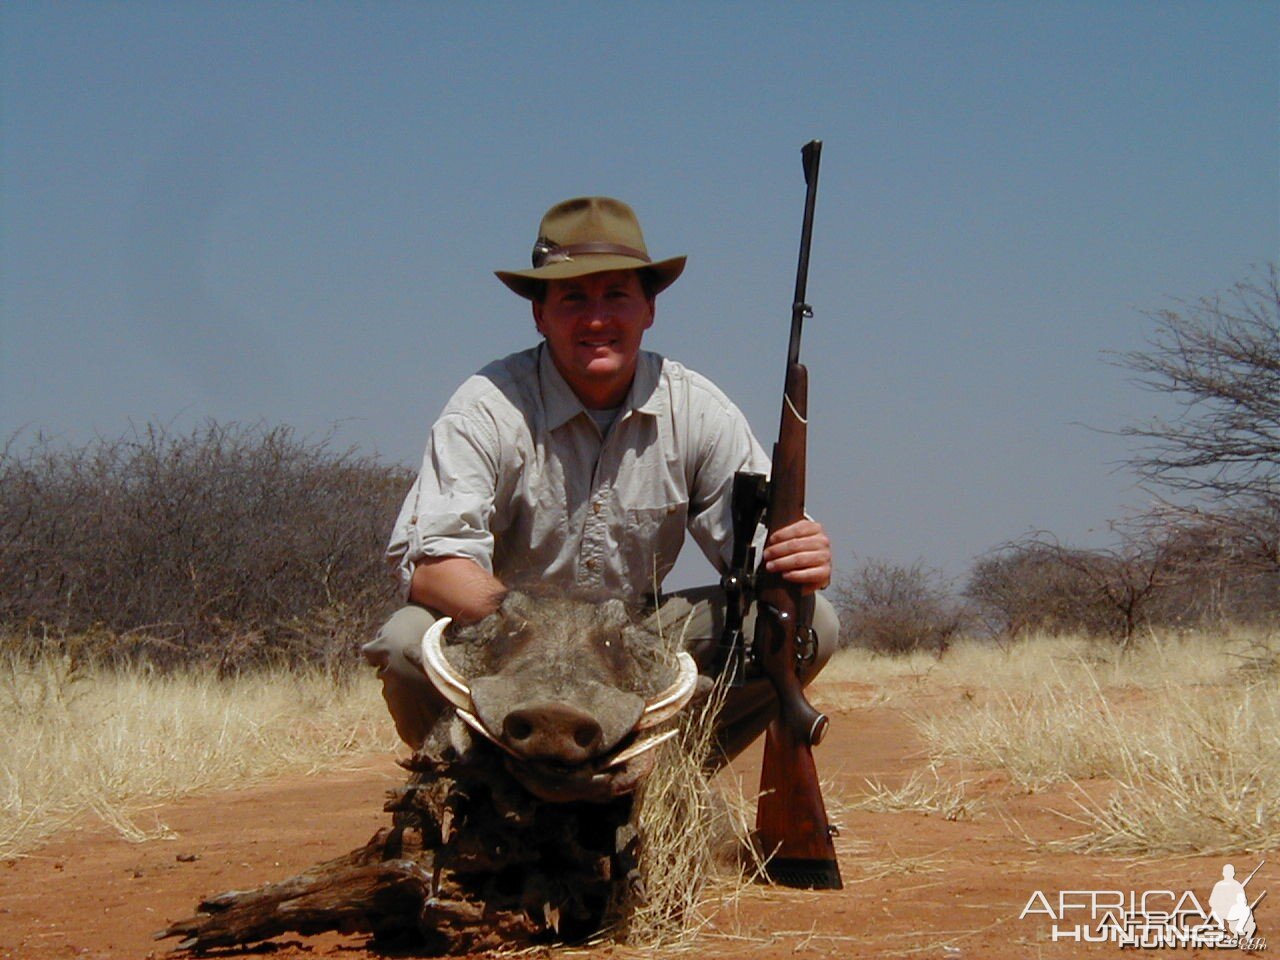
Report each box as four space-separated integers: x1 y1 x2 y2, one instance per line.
855 763 982 821
621 674 765 947
1052 679 1279 855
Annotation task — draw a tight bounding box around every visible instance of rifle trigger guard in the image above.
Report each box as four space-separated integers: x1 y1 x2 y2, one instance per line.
795 622 819 668
760 602 818 674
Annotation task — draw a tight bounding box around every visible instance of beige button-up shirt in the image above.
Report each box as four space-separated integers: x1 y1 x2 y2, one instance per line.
388 345 769 602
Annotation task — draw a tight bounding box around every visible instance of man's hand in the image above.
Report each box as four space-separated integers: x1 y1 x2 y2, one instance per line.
761 518 832 594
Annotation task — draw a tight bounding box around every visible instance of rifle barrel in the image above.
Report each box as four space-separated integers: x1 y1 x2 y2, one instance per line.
1241 860 1265 887
787 140 822 368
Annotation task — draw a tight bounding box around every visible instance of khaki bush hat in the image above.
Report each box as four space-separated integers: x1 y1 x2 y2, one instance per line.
495 196 686 300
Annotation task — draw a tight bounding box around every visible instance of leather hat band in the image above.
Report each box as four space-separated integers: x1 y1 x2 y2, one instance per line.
531 238 651 268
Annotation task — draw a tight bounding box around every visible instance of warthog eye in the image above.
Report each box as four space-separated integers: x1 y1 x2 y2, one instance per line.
591 628 630 676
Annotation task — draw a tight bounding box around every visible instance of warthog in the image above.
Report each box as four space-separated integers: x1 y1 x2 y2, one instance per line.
422 590 697 803
160 589 702 954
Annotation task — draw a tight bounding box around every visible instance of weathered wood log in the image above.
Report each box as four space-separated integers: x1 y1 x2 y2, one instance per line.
156 745 639 954
162 852 425 949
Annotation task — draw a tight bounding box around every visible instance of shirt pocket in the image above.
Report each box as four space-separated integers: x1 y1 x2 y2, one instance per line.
625 502 689 589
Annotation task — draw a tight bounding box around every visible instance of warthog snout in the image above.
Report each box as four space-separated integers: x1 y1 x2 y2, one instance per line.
501 701 604 763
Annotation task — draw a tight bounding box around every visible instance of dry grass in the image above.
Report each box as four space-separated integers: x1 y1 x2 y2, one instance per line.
855 763 982 821
1052 679 1279 855
821 625 1275 693
837 626 1280 855
848 846 947 883
621 671 765 947
0 650 396 860
7 617 1275 918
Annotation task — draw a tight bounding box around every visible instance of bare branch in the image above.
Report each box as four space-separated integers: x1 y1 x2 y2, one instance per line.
1115 263 1280 506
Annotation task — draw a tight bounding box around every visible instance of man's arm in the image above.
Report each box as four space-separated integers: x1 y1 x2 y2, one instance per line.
409 556 506 623
390 398 507 615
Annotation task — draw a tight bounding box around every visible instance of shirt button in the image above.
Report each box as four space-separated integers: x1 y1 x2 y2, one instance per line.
585 558 597 571
592 501 602 514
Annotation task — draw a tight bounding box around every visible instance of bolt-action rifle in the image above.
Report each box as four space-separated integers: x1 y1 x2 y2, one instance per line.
718 140 842 889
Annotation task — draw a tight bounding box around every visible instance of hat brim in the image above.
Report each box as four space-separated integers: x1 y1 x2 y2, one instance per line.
495 254 686 300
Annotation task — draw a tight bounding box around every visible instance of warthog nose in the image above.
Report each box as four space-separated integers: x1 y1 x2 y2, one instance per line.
501 703 604 763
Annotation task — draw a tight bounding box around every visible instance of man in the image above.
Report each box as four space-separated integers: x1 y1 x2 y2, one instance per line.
364 196 838 762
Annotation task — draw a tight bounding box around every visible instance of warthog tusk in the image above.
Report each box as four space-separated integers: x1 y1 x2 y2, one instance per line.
634 651 698 730
604 727 679 769
421 618 475 713
543 902 561 934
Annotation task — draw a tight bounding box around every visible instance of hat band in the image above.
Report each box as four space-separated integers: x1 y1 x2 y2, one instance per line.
531 237 651 268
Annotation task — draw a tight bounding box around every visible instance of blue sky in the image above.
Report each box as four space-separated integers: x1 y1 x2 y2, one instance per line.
2 1 1277 585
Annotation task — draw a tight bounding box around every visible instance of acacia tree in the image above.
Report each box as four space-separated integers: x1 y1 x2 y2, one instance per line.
1138 507 1280 624
1115 264 1280 598
966 528 1178 647
963 268 1280 644
1118 264 1280 511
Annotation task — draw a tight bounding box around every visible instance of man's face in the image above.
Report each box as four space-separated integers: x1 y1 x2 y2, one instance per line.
532 269 655 409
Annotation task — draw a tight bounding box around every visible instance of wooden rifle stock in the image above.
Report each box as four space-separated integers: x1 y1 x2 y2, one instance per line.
752 140 842 890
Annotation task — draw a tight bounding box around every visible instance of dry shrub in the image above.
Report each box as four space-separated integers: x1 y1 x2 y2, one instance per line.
0 422 411 670
832 558 968 655
965 537 1169 645
968 525 1280 645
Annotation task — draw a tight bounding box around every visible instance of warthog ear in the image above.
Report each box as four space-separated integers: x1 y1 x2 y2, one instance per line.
598 598 629 625
498 590 538 623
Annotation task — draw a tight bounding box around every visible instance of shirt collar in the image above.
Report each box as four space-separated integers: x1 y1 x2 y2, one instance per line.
538 345 664 430
629 351 664 415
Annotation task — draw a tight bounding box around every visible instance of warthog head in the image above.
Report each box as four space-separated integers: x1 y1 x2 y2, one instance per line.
420 590 698 803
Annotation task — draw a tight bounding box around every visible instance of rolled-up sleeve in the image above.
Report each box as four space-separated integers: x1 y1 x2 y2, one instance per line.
386 411 501 599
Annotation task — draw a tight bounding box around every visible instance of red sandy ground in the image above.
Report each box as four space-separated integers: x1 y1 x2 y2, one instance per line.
0 679 1272 959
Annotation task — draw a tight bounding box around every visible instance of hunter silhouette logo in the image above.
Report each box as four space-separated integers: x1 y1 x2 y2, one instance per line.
1208 861 1266 941
1020 859 1268 949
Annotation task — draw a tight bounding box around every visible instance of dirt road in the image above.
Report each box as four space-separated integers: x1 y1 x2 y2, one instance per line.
0 681 1268 958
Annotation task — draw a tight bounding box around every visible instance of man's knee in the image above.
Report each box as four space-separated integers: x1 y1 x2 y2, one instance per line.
364 605 445 749
363 605 435 672
808 592 840 678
